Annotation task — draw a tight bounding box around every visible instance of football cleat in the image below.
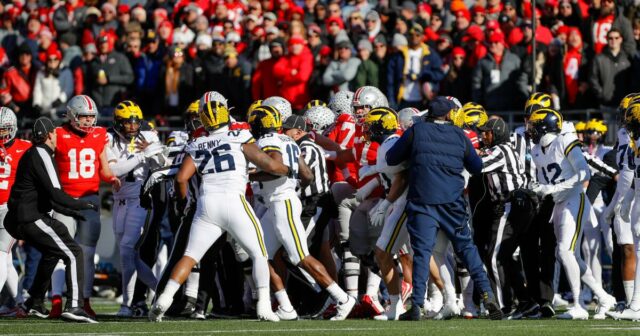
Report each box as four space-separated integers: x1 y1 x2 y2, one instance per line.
552 294 569 309
83 298 96 318
275 306 298 321
618 307 640 321
48 295 63 319
61 307 98 323
401 281 413 305
149 303 167 322
256 302 280 322
190 310 206 320
508 302 540 320
330 296 356 321
374 299 405 321
482 294 503 320
22 298 49 319
594 294 616 319
556 305 588 320
399 305 422 321
433 302 461 320
360 294 384 317
116 305 134 317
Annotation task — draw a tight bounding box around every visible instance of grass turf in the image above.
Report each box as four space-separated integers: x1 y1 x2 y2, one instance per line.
1 301 640 336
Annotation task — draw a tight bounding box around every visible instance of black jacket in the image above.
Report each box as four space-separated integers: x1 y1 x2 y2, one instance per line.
4 143 92 232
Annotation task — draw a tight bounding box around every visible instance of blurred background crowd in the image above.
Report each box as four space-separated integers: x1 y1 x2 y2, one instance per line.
0 0 639 124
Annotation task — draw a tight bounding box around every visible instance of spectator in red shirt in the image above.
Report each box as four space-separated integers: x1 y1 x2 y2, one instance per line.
273 35 313 110
251 37 285 100
587 0 635 55
4 43 40 117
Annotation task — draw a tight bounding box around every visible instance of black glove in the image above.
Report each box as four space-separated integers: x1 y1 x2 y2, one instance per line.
32 105 43 116
140 192 152 210
68 210 87 222
174 196 187 215
84 201 99 212
51 99 63 108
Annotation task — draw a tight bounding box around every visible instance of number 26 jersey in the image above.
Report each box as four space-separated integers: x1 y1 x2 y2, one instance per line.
186 128 254 195
531 132 581 186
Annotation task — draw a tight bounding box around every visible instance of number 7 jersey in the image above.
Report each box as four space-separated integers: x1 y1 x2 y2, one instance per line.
55 124 108 198
186 128 254 195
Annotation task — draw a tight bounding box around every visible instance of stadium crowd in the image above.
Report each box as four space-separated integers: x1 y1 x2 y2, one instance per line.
2 0 640 326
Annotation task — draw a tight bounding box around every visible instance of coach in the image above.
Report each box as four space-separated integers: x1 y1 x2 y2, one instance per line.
386 97 502 320
4 117 97 323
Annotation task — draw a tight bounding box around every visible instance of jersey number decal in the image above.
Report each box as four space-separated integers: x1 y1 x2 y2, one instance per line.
541 163 563 185
0 162 10 190
68 148 96 179
286 144 299 178
196 144 236 174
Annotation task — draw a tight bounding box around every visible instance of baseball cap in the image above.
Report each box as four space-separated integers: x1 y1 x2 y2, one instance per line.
264 12 277 21
478 118 509 139
283 115 309 131
33 117 55 142
401 1 417 11
428 97 456 117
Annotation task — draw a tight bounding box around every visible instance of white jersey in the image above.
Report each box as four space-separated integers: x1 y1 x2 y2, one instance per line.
617 127 634 172
375 134 407 193
167 130 189 147
256 133 299 201
532 131 582 187
186 127 254 195
108 130 161 198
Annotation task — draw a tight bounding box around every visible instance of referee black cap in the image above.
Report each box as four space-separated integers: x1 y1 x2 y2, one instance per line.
478 118 510 143
32 117 55 143
283 115 309 132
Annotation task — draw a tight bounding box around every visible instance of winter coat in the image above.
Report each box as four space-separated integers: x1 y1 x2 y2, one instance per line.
251 57 281 100
322 57 361 94
590 48 631 107
273 49 314 110
86 51 134 107
471 50 528 111
193 51 225 95
32 67 73 118
353 58 379 89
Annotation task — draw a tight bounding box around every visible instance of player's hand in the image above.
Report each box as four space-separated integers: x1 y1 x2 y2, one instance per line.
345 176 358 189
70 210 87 222
602 202 619 224
84 201 99 212
369 199 391 227
143 142 165 158
531 183 553 197
108 176 121 192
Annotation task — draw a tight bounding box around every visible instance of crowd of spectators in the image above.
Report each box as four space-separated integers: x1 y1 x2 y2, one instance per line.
1 0 640 121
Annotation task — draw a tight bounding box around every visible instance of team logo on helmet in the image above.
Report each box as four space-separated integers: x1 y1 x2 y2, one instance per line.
199 100 231 132
200 91 228 108
524 92 552 116
263 96 292 121
329 91 354 116
305 99 327 110
363 107 398 143
67 95 98 133
398 107 421 130
114 100 144 139
527 108 563 144
185 100 202 132
248 105 282 138
457 102 488 129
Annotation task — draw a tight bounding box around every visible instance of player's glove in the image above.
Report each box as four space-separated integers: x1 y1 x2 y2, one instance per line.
602 201 620 224
174 196 188 215
143 142 165 159
369 199 391 227
531 183 554 197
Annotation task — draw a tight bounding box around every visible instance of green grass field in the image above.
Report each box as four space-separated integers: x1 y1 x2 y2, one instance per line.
1 300 640 335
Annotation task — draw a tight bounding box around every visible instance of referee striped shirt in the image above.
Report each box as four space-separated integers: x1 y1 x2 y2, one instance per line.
481 142 525 202
584 151 618 178
299 135 329 198
510 126 537 188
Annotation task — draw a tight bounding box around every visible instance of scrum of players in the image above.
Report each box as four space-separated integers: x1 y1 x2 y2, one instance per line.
2 87 640 322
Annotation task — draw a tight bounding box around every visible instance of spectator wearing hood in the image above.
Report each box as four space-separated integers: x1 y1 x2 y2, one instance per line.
273 35 314 110
86 33 134 114
3 43 40 116
364 11 383 42
587 0 635 56
252 37 285 100
353 39 379 88
323 39 361 93
32 48 73 119
387 24 444 109
471 30 528 110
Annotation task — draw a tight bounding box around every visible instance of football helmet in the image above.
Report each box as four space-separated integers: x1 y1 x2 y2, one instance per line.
67 95 99 133
457 102 488 129
199 100 230 132
585 118 607 134
398 107 421 130
248 105 282 138
247 99 263 121
185 100 202 132
200 91 228 108
619 93 640 125
443 96 463 109
363 107 398 143
352 86 388 124
527 108 563 144
0 107 17 145
574 121 586 133
329 90 354 116
305 99 327 110
263 96 292 120
625 102 640 137
304 106 335 132
524 92 553 116
114 100 144 138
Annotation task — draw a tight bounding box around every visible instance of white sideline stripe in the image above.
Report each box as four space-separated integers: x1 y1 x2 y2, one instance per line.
34 219 79 307
2 327 380 336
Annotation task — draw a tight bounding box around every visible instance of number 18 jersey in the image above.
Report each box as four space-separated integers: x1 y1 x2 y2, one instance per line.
186 128 254 195
532 132 581 186
56 124 108 198
256 133 299 201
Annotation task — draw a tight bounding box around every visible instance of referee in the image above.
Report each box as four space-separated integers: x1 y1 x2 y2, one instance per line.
386 97 502 320
5 117 97 323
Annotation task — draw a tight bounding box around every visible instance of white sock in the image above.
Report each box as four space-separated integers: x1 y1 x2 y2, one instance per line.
275 289 293 311
256 286 271 309
326 282 349 304
252 256 270 289
343 250 359 298
80 245 96 298
387 294 401 318
630 244 640 310
558 249 582 305
365 269 381 298
185 270 200 299
0 251 8 294
5 252 18 298
157 279 180 308
624 281 635 303
51 260 66 297
120 245 138 306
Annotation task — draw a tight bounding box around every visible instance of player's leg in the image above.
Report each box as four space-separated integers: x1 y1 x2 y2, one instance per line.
75 194 102 317
227 195 278 321
0 206 18 302
614 213 637 304
49 212 77 317
614 191 640 319
432 230 459 319
331 182 359 298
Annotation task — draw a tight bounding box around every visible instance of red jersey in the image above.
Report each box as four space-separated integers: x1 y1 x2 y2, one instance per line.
324 113 357 183
0 139 31 204
464 129 480 149
55 124 108 198
593 15 614 54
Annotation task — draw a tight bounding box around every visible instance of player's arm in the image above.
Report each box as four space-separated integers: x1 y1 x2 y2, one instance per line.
387 170 409 203
98 147 121 191
175 154 197 202
243 142 290 177
31 153 94 211
298 153 314 187
249 149 286 182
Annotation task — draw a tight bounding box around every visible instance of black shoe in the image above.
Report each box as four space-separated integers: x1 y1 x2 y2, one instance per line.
180 300 196 317
540 302 555 318
399 305 422 321
132 301 149 318
482 295 503 320
509 302 540 320
22 298 49 319
615 302 626 313
61 307 98 323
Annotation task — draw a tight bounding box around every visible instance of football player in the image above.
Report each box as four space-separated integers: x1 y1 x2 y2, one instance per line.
248 105 356 320
49 95 120 318
0 107 30 317
149 100 291 322
263 96 293 121
528 108 616 319
107 100 164 316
